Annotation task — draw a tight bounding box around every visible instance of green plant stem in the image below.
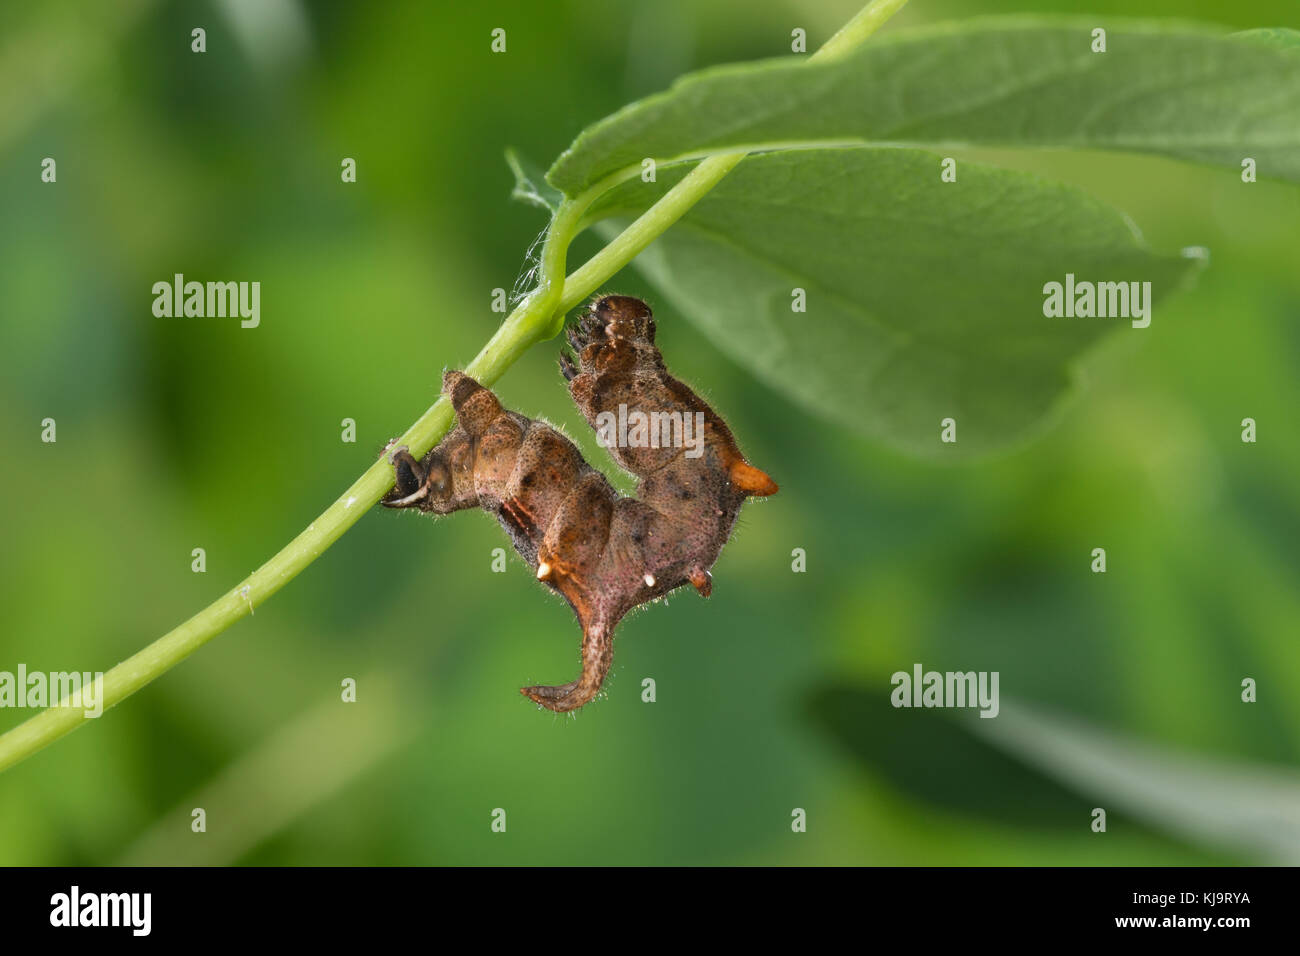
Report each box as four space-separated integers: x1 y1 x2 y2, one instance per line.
0 0 910 775
816 0 912 61
559 154 744 314
559 0 909 314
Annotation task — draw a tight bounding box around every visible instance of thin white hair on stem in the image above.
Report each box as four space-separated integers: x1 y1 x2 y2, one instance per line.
510 221 551 307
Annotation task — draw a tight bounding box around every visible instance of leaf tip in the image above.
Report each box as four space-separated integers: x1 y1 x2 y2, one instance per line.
505 148 562 214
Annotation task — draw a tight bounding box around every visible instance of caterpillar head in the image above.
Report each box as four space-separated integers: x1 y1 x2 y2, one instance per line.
587 294 656 343
381 445 453 511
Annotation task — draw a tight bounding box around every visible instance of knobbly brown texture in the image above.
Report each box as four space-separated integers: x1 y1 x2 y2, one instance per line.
382 295 777 712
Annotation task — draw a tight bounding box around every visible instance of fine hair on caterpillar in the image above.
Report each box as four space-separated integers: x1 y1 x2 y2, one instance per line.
382 295 778 712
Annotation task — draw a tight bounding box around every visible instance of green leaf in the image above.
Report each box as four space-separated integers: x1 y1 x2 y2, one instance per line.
506 148 562 214
806 682 1088 826
1234 27 1300 50
548 17 1300 194
588 147 1199 457
975 698 1300 864
810 684 1300 862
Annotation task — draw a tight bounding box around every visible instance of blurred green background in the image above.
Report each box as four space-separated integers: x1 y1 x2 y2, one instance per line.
2 0 1298 866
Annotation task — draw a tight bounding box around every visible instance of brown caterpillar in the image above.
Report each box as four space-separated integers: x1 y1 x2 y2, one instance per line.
382 295 777 712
